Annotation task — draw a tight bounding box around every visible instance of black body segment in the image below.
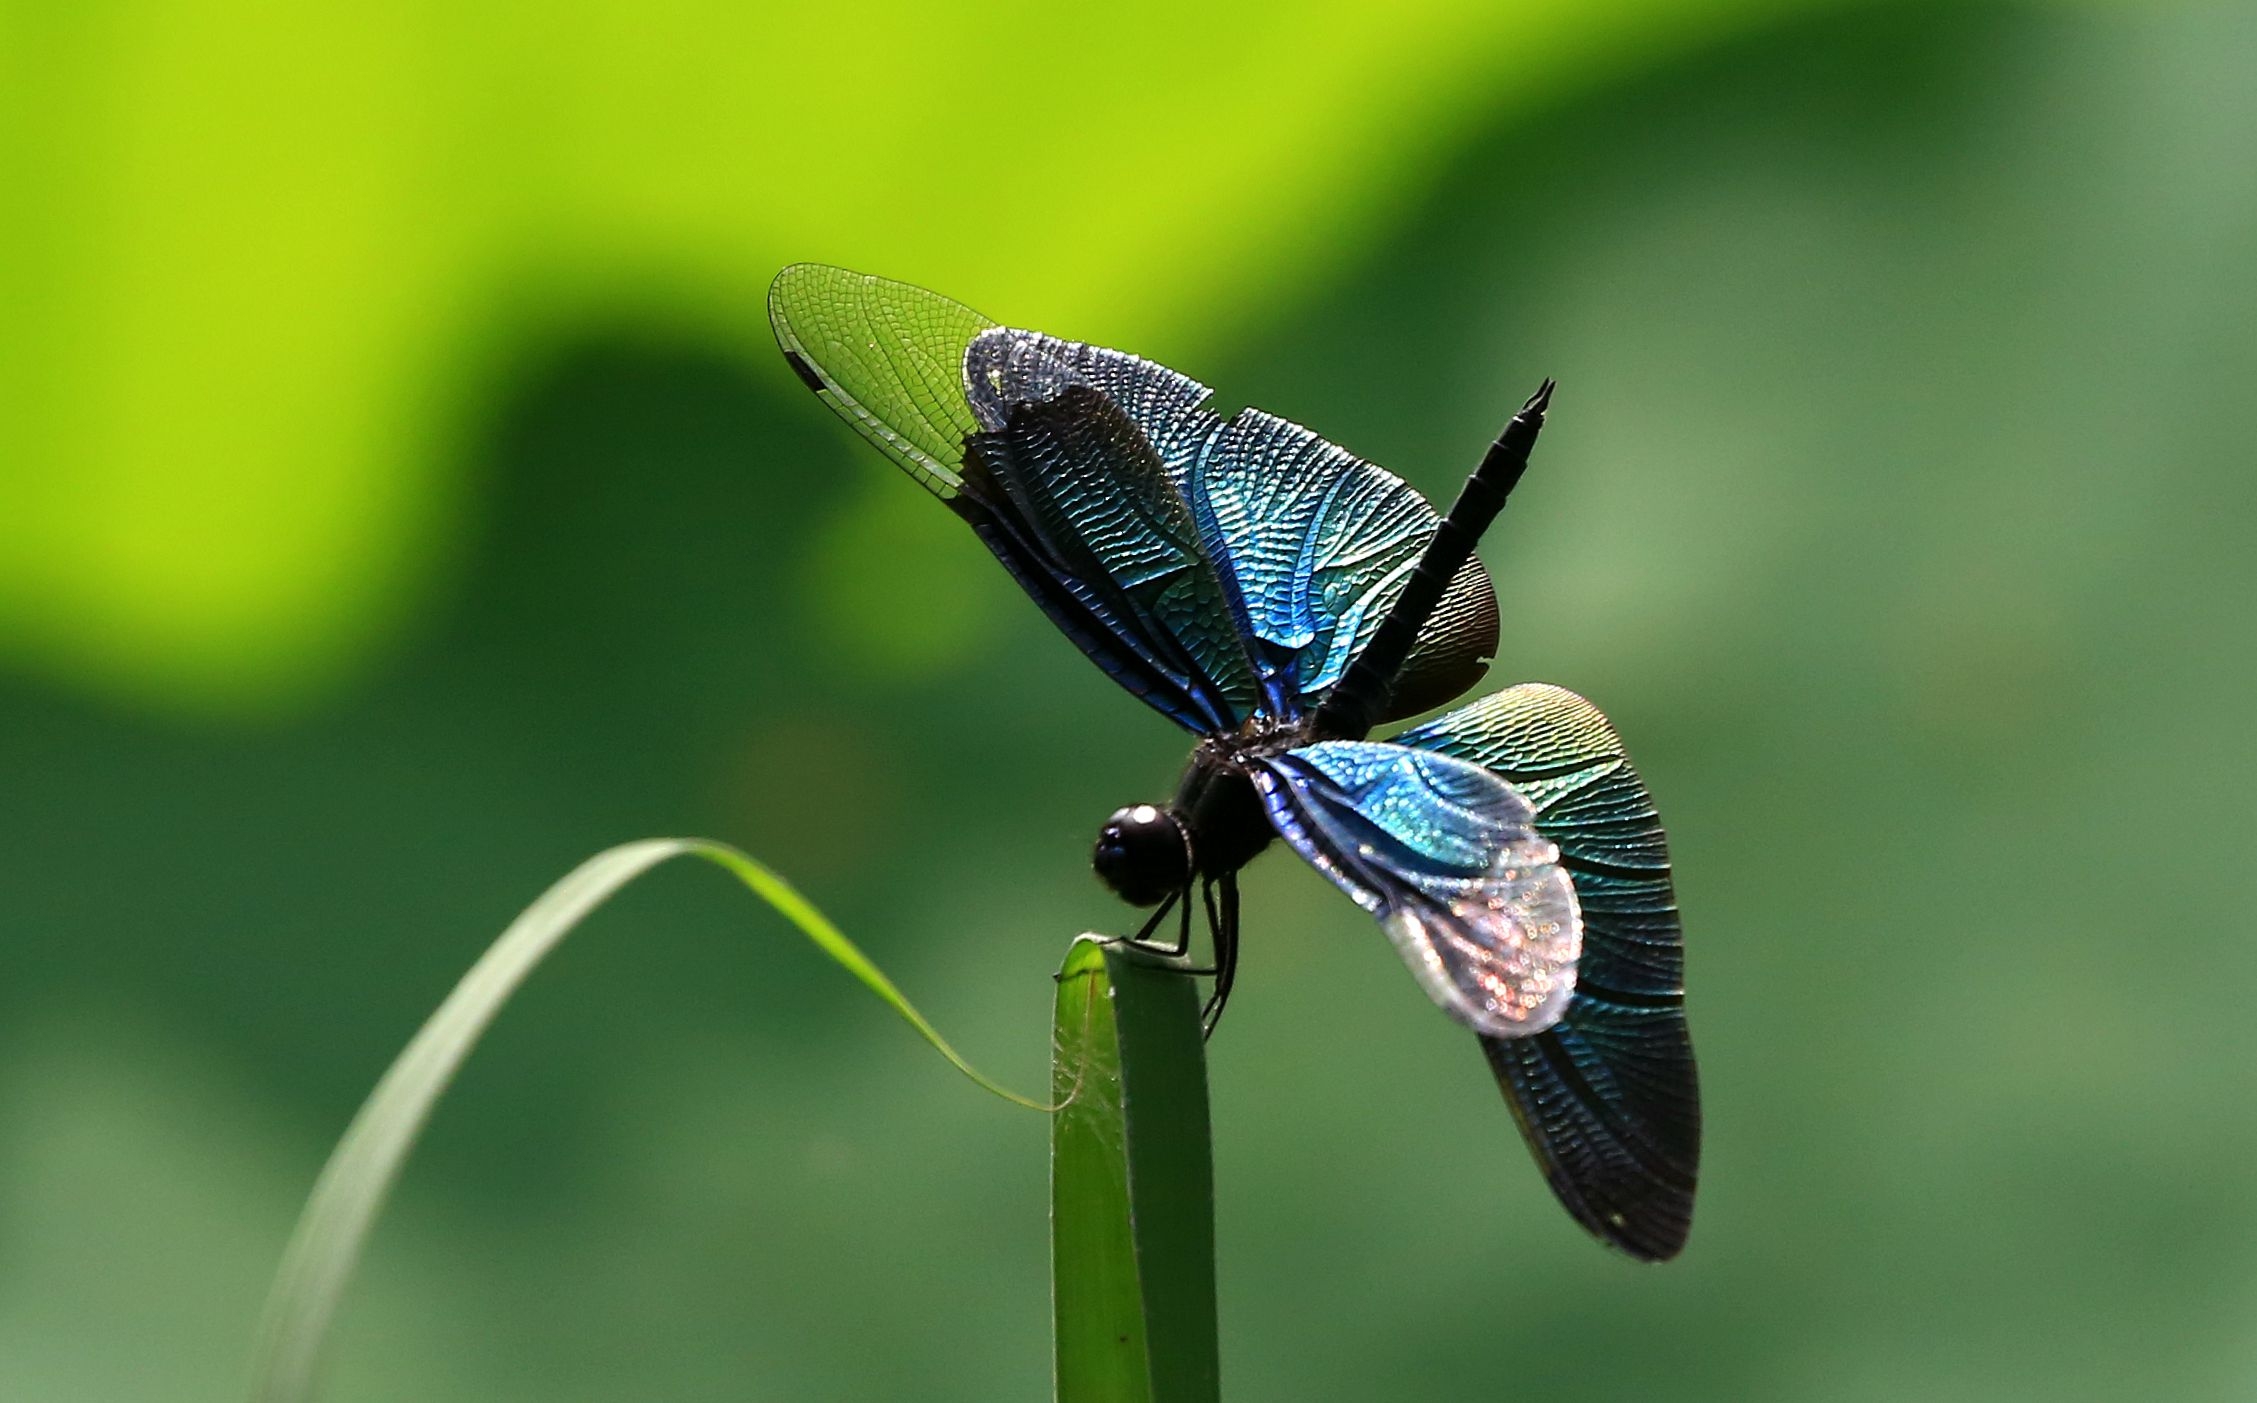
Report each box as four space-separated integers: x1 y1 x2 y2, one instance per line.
1312 379 1553 740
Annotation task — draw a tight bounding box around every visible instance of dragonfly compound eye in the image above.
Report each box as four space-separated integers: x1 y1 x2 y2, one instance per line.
1092 804 1191 907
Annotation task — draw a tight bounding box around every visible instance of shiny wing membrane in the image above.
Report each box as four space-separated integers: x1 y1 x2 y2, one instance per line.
766 263 993 498
771 266 1244 730
963 327 1218 476
960 382 1262 729
1251 741 1582 1037
970 327 1501 722
1198 413 1497 721
769 262 1500 731
1398 683 1699 1261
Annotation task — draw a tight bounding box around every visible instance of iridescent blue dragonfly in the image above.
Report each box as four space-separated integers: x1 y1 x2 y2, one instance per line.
769 265 1699 1260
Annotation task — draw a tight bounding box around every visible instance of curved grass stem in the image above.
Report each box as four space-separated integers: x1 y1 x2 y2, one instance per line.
249 837 1045 1403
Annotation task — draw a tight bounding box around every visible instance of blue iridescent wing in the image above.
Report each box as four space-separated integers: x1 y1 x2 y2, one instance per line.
1196 414 1498 722
967 331 1500 723
963 327 1220 477
1250 741 1583 1037
1397 684 1699 1261
771 263 1498 730
769 266 1250 732
961 383 1261 729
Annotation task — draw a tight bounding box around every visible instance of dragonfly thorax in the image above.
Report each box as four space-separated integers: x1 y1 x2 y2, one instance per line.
1090 721 1297 908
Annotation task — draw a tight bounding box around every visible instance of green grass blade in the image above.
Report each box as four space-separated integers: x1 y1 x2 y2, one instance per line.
249 836 1044 1403
1051 937 1219 1403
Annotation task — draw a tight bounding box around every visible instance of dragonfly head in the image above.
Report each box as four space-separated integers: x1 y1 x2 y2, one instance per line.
1092 804 1191 907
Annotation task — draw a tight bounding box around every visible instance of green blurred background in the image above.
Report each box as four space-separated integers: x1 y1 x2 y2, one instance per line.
5 0 2255 1398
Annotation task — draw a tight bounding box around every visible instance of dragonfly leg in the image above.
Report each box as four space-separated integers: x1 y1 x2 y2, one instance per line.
1175 876 1222 975
1122 885 1193 957
1309 378 1552 740
1200 871 1241 1037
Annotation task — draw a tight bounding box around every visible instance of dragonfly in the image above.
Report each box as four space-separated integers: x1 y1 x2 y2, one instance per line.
768 264 1699 1261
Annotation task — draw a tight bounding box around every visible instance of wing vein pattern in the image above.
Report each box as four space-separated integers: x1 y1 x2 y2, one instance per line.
768 264 1501 733
1251 740 1583 1038
1396 683 1699 1261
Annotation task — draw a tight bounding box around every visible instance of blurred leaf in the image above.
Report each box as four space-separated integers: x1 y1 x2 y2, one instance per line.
1051 938 1217 1403
250 837 1044 1403
804 476 1019 680
0 0 1870 714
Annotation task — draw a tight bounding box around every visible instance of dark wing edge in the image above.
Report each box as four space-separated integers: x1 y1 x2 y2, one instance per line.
1479 1003 1698 1261
962 384 1259 732
1397 682 1700 1261
1381 553 1499 722
766 263 995 498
